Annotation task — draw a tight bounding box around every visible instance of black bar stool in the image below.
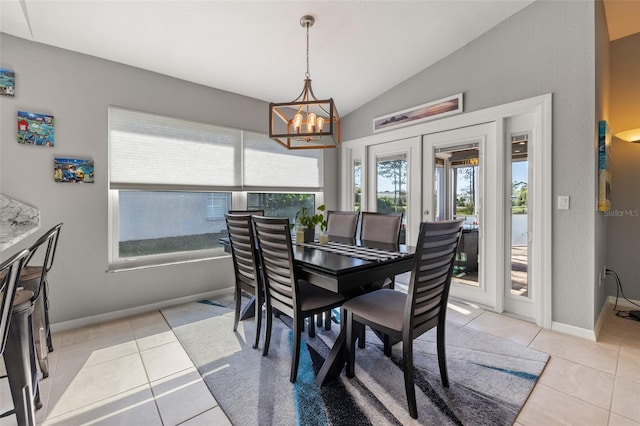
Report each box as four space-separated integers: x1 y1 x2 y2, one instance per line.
1 249 40 426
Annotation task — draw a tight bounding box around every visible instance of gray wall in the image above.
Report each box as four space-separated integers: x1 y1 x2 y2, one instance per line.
0 33 339 324
594 0 610 321
606 32 640 302
342 1 601 329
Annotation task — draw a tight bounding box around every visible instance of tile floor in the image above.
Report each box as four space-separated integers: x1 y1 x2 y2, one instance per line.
1 298 639 425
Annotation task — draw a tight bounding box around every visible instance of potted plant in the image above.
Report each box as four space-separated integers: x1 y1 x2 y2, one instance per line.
294 204 327 243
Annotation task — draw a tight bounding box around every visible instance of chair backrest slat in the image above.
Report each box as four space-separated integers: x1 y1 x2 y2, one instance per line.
406 220 464 337
0 249 30 355
252 216 298 317
360 212 403 245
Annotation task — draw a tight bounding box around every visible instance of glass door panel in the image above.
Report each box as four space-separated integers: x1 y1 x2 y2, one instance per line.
434 146 480 287
510 137 530 298
354 159 362 211
423 122 498 309
367 137 421 246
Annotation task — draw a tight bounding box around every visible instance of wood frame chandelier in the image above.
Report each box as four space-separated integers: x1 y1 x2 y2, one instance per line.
269 15 340 150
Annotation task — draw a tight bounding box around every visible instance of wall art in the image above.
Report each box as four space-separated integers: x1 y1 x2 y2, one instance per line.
18 111 55 146
373 93 463 133
0 68 15 96
54 157 94 183
598 120 611 212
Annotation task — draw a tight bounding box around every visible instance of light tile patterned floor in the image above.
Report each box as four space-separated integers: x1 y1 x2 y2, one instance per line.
1 299 639 425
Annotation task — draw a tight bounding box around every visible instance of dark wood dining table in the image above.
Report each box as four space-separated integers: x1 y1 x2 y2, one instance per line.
219 235 415 385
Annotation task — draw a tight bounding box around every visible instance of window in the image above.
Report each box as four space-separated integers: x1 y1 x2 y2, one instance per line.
118 191 231 259
109 107 323 270
247 193 315 225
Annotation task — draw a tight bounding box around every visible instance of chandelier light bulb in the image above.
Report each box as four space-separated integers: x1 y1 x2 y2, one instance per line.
307 113 316 133
316 116 325 133
293 113 303 132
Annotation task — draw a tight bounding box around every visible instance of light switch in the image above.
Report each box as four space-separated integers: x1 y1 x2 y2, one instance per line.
557 195 570 210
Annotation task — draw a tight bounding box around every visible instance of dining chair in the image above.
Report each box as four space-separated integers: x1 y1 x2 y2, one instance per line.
326 210 359 240
343 219 464 419
1 249 40 426
252 216 345 383
225 213 263 349
360 211 403 288
360 211 403 245
314 210 360 331
14 223 63 378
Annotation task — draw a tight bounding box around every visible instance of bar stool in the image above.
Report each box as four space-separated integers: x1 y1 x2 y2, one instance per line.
17 223 63 378
1 249 40 426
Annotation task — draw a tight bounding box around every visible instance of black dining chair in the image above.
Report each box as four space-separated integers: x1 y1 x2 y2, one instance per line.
15 223 63 378
1 249 40 426
360 212 403 289
343 219 464 419
252 216 345 383
225 213 263 349
326 210 359 240
314 210 360 331
356 212 404 347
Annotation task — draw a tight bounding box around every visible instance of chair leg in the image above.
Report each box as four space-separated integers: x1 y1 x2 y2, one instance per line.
252 294 262 349
308 316 316 338
43 280 53 353
437 324 449 387
402 339 418 419
233 286 241 332
5 308 38 426
345 311 357 378
324 310 331 330
262 305 273 357
358 324 366 349
290 317 302 383
383 334 392 357
316 313 323 327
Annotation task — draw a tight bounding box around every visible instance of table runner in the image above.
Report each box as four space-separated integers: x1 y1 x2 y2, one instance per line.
297 240 409 262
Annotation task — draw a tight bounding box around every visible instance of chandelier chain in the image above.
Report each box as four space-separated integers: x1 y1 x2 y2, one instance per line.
305 20 310 79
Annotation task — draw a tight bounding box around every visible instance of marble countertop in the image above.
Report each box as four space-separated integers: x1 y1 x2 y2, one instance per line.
1 194 41 252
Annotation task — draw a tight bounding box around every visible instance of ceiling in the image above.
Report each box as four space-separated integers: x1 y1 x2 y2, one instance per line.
1 1 638 117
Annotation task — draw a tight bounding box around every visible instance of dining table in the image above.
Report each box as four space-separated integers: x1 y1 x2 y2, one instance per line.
219 235 415 385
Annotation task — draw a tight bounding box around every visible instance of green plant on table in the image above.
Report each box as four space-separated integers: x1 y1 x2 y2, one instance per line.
294 204 327 232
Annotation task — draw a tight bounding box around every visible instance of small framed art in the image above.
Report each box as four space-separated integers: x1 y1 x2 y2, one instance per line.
54 157 94 183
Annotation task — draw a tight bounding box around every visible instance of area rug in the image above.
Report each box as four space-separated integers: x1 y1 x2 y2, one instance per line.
161 297 548 425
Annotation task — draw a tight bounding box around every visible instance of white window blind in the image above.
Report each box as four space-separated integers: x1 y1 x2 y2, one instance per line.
243 131 323 190
109 107 242 190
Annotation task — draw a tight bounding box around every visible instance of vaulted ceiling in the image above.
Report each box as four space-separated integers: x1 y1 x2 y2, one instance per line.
1 1 637 116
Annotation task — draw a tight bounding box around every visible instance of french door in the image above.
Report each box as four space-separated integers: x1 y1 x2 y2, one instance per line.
423 123 499 309
366 137 422 246
341 95 552 327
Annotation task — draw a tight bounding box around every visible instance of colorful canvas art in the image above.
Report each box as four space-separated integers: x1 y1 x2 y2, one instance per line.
598 120 611 212
18 111 55 146
0 68 15 96
54 157 94 183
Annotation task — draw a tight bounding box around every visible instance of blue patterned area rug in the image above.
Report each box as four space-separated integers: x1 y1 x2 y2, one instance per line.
161 297 548 426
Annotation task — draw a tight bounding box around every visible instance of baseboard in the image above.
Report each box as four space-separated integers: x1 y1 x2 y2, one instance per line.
608 295 640 310
594 301 609 341
551 321 597 342
50 287 234 333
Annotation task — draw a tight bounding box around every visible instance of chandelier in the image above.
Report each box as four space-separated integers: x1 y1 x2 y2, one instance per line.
269 15 340 150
